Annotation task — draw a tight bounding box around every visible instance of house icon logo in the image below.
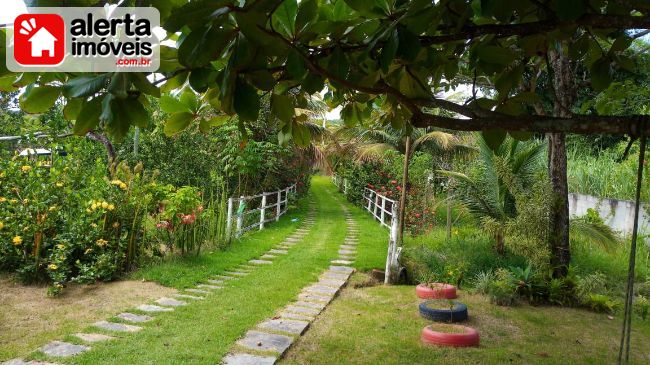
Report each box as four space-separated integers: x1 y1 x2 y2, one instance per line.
13 14 65 66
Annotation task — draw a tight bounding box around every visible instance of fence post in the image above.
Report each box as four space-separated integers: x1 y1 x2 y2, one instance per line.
226 197 233 241
380 197 386 225
367 190 373 211
374 193 380 219
236 196 244 237
260 193 267 230
343 178 348 195
276 190 281 221
385 203 400 284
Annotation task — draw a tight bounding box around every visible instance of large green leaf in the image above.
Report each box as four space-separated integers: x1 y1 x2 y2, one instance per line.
107 73 130 99
115 98 149 128
327 47 349 80
233 78 260 121
286 49 307 80
590 57 613 91
19 86 61 114
271 94 294 123
295 0 318 33
476 46 516 66
63 98 83 121
292 122 311 147
178 25 235 68
199 115 229 133
131 73 161 97
164 112 195 136
160 94 191 113
482 129 506 151
64 74 108 98
73 97 103 135
272 0 297 38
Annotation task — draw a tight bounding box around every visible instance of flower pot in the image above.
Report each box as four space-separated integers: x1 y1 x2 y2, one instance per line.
418 300 468 322
416 283 457 299
421 324 479 347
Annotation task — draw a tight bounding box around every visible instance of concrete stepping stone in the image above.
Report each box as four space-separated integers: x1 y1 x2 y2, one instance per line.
137 304 173 312
1 359 59 365
339 255 355 261
285 305 320 316
222 353 276 365
281 241 297 246
197 283 223 289
116 312 152 323
207 279 225 285
339 249 356 255
285 237 300 242
249 259 273 265
173 293 204 300
236 330 293 354
261 254 276 259
279 311 314 321
74 333 114 343
225 271 249 277
94 321 142 332
293 300 327 311
330 265 354 274
305 284 338 296
156 297 187 307
269 249 288 255
258 318 310 335
40 341 89 357
323 272 351 281
341 245 357 250
185 288 210 294
319 278 347 288
298 292 332 303
331 259 354 265
213 275 236 280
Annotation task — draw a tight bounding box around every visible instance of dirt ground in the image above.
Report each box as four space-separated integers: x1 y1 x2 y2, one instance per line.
0 275 175 361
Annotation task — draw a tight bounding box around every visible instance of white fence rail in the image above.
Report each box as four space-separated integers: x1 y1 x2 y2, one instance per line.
332 174 401 284
226 184 297 240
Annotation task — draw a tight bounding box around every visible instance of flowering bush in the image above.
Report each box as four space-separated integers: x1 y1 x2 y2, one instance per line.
0 154 162 295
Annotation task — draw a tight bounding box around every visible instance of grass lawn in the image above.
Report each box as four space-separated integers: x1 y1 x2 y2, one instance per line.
22 176 351 364
281 273 650 365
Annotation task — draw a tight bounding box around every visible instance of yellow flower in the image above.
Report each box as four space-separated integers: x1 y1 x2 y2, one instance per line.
107 204 115 211
112 221 120 228
21 165 31 172
101 202 109 209
86 208 92 213
48 264 58 270
91 223 98 228
49 205 57 211
0 197 6 203
55 182 64 187
0 221 4 230
22 199 29 204
91 203 98 210
0 171 5 178
12 236 22 245
120 183 127 190
56 244 65 250
110 179 124 186
96 238 108 247
84 248 93 254
9 199 18 204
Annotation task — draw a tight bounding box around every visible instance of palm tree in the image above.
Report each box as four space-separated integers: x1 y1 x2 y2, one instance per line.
440 134 619 258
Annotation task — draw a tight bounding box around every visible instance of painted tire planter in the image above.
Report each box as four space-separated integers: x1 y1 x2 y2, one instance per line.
421 324 479 347
418 300 468 322
416 283 457 299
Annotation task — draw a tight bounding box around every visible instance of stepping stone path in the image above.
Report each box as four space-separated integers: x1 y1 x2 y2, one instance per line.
4 205 320 365
222 205 358 364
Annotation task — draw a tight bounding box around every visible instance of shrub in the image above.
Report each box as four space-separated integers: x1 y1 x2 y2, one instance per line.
634 296 649 320
471 271 496 295
583 294 620 314
0 155 163 295
487 269 518 306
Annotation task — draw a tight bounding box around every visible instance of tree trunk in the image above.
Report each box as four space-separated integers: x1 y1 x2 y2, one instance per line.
548 43 574 278
86 131 116 164
397 135 412 244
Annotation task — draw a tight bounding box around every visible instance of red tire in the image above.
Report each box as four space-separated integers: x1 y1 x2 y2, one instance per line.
421 325 479 347
416 283 457 299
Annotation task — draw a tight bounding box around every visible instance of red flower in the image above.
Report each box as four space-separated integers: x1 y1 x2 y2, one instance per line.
390 180 397 185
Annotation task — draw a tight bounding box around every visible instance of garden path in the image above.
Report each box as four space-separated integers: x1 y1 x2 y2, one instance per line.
2 177 364 365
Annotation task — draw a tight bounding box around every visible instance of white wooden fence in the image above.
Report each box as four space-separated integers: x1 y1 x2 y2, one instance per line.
332 174 401 284
226 184 297 240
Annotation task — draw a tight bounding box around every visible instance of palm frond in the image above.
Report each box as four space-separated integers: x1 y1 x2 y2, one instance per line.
354 143 398 162
570 216 621 252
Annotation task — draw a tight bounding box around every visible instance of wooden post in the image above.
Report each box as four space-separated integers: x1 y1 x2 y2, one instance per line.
276 190 281 221
226 197 233 241
385 203 400 284
236 196 244 237
260 194 267 230
397 135 411 246
380 197 386 226
367 190 373 211
344 178 348 195
374 193 380 219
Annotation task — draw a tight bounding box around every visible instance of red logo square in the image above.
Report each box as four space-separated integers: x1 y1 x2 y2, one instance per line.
14 14 65 66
